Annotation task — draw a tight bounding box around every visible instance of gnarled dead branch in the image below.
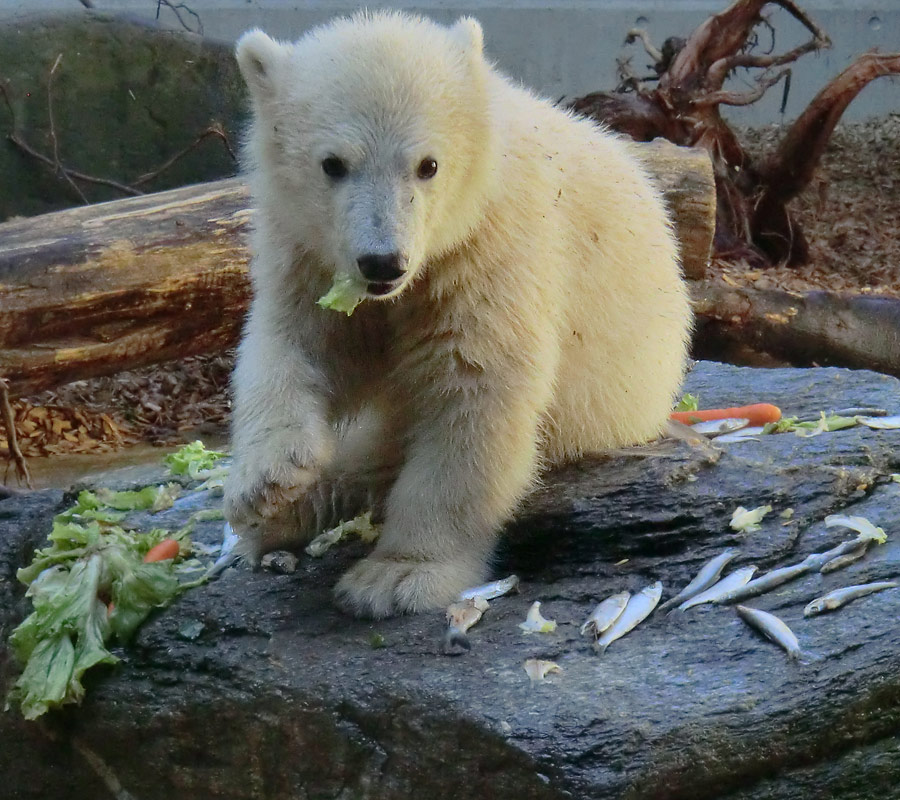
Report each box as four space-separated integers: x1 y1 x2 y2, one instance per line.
572 0 898 267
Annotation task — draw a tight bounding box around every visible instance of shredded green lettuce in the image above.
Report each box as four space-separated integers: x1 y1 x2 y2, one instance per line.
674 393 700 412
7 488 197 719
793 412 859 436
189 508 226 522
730 504 773 533
316 275 367 316
10 440 231 719
164 440 227 479
762 416 800 434
8 555 120 719
518 601 557 634
95 484 181 512
305 512 380 557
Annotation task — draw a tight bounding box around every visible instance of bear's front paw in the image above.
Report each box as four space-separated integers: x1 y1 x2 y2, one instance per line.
334 553 487 618
224 434 322 526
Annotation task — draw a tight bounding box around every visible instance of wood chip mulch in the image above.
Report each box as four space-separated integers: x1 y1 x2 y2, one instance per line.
1 354 233 460
712 114 900 296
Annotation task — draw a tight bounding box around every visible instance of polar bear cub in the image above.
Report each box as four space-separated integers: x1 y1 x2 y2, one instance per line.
225 12 692 618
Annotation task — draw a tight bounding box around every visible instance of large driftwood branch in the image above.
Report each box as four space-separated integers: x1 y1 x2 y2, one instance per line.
661 0 829 92
751 52 900 263
0 142 715 399
694 67 791 107
573 0 900 267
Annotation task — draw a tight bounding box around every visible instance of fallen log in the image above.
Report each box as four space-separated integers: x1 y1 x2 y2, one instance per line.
692 281 900 378
0 179 251 398
0 142 715 399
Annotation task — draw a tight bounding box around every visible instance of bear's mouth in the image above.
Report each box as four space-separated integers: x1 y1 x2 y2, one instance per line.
366 279 403 298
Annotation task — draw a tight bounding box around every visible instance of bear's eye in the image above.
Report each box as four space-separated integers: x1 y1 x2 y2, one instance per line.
322 156 348 179
416 158 438 180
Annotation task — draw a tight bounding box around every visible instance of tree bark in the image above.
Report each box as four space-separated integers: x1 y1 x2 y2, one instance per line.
692 280 900 377
0 144 715 399
0 179 251 398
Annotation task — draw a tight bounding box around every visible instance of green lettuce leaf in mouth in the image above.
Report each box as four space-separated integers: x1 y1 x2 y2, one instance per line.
317 275 368 315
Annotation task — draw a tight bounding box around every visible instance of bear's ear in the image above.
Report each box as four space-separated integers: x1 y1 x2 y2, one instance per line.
449 16 484 59
236 29 286 100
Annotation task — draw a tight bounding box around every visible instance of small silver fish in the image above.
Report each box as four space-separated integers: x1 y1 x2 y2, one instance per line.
736 605 801 659
663 420 721 457
458 575 519 601
659 550 737 613
580 591 630 637
714 426 765 444
206 522 241 579
714 561 814 605
716 533 885 605
810 531 886 565
856 415 900 430
678 566 757 611
596 581 662 652
819 544 868 574
444 596 490 651
690 418 750 437
834 407 887 418
803 581 899 617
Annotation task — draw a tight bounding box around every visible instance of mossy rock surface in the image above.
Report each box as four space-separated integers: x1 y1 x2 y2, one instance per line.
0 14 245 220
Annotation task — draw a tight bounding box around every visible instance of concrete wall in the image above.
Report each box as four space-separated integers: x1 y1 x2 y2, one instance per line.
2 1 898 123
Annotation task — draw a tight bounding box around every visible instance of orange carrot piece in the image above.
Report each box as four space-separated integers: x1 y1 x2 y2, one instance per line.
143 538 180 563
669 403 782 427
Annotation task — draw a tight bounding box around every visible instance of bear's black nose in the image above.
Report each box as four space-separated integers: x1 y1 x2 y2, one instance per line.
357 253 407 282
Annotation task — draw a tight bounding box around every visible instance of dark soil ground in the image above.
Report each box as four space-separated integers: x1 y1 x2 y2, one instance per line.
2 116 898 483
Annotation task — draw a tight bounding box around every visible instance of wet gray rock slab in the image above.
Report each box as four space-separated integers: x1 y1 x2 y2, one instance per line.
2 361 900 799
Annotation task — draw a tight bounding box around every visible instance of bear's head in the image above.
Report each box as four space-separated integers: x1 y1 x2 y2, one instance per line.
237 12 498 301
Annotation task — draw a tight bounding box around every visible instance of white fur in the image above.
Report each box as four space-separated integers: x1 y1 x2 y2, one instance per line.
225 12 693 618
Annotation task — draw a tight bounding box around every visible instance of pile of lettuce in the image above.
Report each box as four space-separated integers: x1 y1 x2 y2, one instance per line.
7 441 227 720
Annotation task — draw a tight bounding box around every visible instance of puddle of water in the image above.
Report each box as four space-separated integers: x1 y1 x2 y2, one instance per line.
9 430 230 490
